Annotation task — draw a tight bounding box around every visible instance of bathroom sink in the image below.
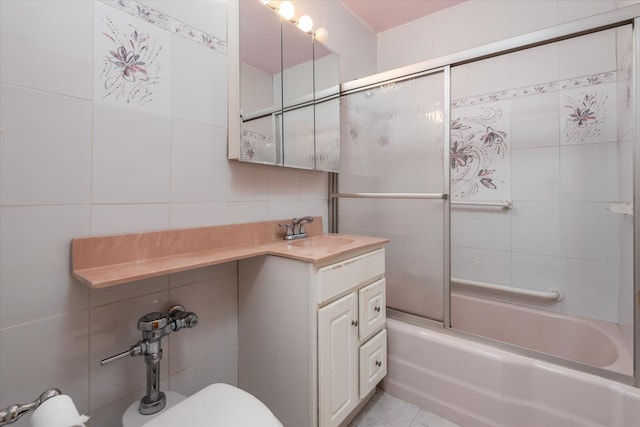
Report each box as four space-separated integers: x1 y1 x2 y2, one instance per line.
288 236 354 249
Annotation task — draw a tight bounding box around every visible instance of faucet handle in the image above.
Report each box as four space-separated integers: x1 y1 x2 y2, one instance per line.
279 223 293 237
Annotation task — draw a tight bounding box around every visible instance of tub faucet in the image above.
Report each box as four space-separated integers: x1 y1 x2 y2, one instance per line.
100 305 198 416
280 216 314 240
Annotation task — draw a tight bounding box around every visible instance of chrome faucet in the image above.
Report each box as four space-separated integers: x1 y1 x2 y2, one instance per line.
100 305 198 416
279 216 314 240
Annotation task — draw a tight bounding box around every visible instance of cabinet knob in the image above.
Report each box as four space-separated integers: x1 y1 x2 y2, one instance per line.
374 306 381 312
375 360 382 367
351 320 359 327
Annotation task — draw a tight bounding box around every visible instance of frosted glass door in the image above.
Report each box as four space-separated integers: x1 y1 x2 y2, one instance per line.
337 71 446 321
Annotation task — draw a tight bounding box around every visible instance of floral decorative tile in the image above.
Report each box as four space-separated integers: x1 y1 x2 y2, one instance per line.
450 101 510 201
94 1 171 114
560 82 616 145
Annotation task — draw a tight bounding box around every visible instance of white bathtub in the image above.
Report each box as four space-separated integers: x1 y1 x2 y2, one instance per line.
383 317 640 427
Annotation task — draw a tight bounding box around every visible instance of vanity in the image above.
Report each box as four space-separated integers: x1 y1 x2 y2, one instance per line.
71 218 387 427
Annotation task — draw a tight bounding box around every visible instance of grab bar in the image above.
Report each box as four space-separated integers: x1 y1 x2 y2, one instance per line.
331 192 447 200
451 277 563 301
451 200 512 209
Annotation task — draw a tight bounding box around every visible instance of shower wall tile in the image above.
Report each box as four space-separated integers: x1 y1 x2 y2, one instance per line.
468 55 510 97
92 105 171 204
560 202 620 262
171 119 227 203
466 210 512 252
560 143 618 202
559 83 617 145
511 201 561 256
558 0 616 23
89 291 170 411
512 253 565 312
451 208 470 247
451 246 511 286
300 170 329 200
558 29 616 80
0 206 90 329
0 85 92 206
431 2 469 58
512 147 560 201
170 202 227 229
172 35 227 127
91 204 170 235
0 311 90 420
226 344 239 386
509 92 559 150
560 258 619 322
0 0 93 99
168 276 228 374
508 0 558 37
467 0 510 48
376 14 434 73
509 43 558 90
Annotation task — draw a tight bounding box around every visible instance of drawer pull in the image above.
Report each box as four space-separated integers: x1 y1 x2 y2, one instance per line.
351 320 359 327
374 306 381 312
375 360 382 367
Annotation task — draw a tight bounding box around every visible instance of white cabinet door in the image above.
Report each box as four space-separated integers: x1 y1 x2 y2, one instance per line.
318 293 359 427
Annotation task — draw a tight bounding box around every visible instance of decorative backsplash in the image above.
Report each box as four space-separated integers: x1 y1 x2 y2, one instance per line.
95 1 171 113
99 0 226 54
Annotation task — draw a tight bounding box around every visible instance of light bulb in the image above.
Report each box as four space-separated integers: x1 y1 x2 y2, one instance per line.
315 27 328 43
278 1 295 20
297 15 313 32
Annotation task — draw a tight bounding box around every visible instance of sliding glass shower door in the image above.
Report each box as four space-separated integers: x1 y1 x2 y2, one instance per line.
336 70 447 321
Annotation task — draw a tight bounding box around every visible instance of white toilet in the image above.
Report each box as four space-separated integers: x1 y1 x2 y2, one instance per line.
122 383 283 427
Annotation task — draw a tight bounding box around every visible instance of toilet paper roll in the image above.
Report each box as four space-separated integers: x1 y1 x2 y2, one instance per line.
30 395 90 427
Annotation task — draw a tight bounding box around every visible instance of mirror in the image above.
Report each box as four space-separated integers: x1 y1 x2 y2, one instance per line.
229 0 340 172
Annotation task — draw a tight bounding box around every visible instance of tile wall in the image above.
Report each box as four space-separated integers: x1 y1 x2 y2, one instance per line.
0 1 376 426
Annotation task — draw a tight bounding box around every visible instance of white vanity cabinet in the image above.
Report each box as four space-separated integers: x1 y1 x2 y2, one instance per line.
238 247 386 427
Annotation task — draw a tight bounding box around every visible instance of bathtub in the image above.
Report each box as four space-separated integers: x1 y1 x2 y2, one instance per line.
451 292 633 376
383 315 640 426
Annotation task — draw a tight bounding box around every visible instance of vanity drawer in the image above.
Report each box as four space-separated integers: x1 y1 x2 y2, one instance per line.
358 278 386 342
359 329 387 399
317 249 385 305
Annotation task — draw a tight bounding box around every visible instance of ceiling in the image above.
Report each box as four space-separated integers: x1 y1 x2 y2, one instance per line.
341 0 467 33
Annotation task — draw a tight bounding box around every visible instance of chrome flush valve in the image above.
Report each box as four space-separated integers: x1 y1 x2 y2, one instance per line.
100 305 199 416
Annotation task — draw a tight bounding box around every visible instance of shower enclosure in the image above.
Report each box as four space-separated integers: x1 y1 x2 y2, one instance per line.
331 7 639 385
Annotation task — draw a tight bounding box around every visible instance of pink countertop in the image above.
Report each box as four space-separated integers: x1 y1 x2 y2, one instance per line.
71 218 388 289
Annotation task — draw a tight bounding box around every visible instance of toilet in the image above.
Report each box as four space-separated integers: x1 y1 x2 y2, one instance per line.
122 383 282 427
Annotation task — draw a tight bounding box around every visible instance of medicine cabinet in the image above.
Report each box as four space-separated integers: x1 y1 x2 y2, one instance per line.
227 0 340 172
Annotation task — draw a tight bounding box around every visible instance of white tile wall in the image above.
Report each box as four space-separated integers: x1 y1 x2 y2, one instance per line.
92 105 172 204
509 92 560 150
0 0 93 99
0 85 93 206
512 147 560 200
0 0 344 422
511 201 561 256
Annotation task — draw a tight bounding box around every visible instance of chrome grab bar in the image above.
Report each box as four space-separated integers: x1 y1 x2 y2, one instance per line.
331 192 447 200
451 277 563 301
451 200 512 209
0 388 61 425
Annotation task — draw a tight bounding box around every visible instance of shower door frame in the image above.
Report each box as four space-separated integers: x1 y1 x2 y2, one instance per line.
330 3 640 387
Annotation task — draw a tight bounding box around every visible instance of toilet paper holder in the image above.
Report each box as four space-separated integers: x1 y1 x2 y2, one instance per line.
0 388 61 425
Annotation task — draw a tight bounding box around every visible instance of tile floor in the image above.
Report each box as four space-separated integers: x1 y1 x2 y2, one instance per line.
350 389 460 427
